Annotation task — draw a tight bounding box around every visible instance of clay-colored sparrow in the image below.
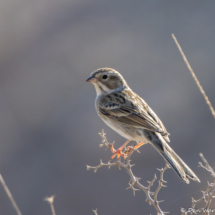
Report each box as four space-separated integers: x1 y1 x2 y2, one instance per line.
86 68 200 184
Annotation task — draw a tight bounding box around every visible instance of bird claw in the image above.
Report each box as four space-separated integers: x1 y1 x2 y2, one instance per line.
110 148 127 161
109 141 146 161
109 140 131 161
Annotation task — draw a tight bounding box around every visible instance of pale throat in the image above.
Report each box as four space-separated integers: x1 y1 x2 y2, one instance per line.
93 82 111 96
93 82 125 96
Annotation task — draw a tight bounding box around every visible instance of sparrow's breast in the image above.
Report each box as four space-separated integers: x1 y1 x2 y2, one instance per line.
96 104 145 142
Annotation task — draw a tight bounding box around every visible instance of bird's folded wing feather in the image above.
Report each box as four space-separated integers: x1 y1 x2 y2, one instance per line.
99 92 169 136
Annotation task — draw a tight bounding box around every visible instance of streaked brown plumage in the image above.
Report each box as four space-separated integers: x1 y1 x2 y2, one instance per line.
87 68 200 184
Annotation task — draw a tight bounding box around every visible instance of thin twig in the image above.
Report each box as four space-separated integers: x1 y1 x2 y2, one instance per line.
199 153 215 178
199 154 215 215
183 154 215 215
93 208 98 215
44 195 56 215
172 34 215 119
0 174 22 215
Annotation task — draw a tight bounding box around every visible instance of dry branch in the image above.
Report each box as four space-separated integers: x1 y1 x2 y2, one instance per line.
172 34 215 119
87 130 170 215
181 154 215 215
0 174 22 215
44 195 56 215
93 208 98 215
172 34 215 214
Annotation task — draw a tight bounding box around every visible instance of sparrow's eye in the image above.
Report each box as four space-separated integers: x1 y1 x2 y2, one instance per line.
102 75 108 79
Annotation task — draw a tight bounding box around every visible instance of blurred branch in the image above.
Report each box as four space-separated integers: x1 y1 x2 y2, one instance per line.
93 208 98 215
0 174 22 215
172 34 215 119
181 154 215 215
44 195 56 215
87 130 170 215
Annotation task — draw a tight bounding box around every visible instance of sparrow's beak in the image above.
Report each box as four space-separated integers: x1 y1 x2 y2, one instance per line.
86 75 97 83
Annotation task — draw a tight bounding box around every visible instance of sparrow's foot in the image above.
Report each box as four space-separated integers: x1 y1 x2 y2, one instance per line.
109 140 130 161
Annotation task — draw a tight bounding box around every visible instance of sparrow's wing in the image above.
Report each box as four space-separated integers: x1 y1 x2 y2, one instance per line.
99 91 170 139
145 105 170 142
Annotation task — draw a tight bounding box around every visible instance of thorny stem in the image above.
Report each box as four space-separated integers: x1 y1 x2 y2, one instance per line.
182 154 215 215
87 130 170 215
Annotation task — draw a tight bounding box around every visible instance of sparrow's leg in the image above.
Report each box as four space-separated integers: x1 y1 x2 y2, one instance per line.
125 141 147 156
110 140 131 160
134 141 147 149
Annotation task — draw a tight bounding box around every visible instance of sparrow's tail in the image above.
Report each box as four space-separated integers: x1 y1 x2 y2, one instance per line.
151 134 200 184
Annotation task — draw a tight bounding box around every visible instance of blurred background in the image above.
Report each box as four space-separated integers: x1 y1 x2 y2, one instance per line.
0 1 214 214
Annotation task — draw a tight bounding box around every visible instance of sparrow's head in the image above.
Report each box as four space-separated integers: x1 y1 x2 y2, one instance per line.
86 68 127 95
